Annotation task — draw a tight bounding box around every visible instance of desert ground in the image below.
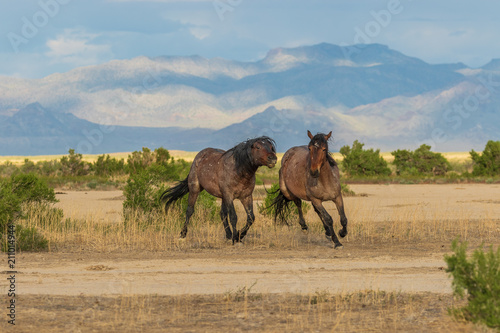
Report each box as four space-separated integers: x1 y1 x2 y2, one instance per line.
1 184 499 332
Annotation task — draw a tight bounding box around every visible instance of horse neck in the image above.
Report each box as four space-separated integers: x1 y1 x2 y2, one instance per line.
237 164 259 180
317 157 334 183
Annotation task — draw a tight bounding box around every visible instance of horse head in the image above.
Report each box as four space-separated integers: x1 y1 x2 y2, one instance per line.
307 130 332 178
251 137 277 168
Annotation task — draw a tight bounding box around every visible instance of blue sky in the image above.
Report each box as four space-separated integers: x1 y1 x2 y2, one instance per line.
1 0 500 78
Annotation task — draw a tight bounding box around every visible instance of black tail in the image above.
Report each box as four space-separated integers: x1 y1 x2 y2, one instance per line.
270 188 293 225
160 177 189 213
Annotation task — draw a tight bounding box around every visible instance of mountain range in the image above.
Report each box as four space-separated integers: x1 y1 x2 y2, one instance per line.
0 43 499 155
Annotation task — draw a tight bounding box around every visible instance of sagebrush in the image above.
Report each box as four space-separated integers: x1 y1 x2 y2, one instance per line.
444 239 500 329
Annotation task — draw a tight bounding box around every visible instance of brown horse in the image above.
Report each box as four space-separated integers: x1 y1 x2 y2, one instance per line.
161 137 277 243
272 131 348 249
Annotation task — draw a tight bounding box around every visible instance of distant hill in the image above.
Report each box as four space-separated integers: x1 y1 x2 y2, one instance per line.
0 43 499 155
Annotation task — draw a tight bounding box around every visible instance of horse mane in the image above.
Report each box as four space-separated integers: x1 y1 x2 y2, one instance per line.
225 136 276 176
309 132 337 167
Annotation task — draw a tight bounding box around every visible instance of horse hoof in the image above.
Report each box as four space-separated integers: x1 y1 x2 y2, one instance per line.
177 237 186 242
234 242 244 247
333 243 343 250
339 229 348 238
301 229 308 234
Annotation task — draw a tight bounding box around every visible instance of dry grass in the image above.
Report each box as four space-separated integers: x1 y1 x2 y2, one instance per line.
10 291 490 332
21 194 500 253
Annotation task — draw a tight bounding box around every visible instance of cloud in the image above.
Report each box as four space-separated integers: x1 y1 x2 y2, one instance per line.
45 28 113 66
189 27 212 40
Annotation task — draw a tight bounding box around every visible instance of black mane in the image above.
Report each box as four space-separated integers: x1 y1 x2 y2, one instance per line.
308 132 337 167
226 136 276 176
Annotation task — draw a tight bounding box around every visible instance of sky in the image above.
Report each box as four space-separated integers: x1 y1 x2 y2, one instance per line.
1 0 500 78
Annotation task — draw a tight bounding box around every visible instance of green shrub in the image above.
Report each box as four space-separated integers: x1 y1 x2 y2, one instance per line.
0 174 57 252
470 140 500 176
93 154 126 176
127 147 190 178
13 225 48 251
123 158 218 226
444 239 500 328
37 160 62 177
0 161 18 177
392 144 450 176
123 166 169 214
60 149 90 176
127 147 156 174
20 158 38 174
339 140 391 177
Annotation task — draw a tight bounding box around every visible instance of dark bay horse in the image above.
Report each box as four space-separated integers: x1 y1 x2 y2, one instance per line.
272 131 348 249
161 137 277 243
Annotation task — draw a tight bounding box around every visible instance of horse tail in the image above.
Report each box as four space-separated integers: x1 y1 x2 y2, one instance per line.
270 188 293 225
160 177 189 214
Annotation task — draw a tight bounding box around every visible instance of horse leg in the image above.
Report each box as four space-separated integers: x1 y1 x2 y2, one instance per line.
238 196 255 241
220 203 232 240
333 195 348 238
223 198 239 244
293 198 308 231
313 205 330 238
179 190 199 238
311 199 342 249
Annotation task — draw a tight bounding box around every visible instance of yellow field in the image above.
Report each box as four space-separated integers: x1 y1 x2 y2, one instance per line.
0 150 472 165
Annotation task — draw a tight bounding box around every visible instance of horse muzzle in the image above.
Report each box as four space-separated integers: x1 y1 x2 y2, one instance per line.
267 157 277 168
310 169 320 178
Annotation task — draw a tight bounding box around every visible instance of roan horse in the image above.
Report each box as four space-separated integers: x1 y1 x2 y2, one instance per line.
271 130 348 249
161 137 277 243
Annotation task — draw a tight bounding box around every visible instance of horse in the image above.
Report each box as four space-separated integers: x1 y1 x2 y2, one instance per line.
271 130 348 249
161 137 277 244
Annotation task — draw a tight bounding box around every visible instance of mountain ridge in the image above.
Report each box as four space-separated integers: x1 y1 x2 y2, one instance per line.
0 43 499 154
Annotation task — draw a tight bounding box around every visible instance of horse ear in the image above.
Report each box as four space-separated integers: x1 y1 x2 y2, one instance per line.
307 130 313 139
325 131 332 140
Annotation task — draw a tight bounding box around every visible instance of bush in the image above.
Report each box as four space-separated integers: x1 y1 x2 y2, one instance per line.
60 149 90 176
123 164 219 228
123 148 218 221
339 140 391 177
123 166 169 214
0 174 57 251
470 140 500 176
392 144 450 176
93 154 126 176
444 239 500 328
14 225 49 251
127 147 190 178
